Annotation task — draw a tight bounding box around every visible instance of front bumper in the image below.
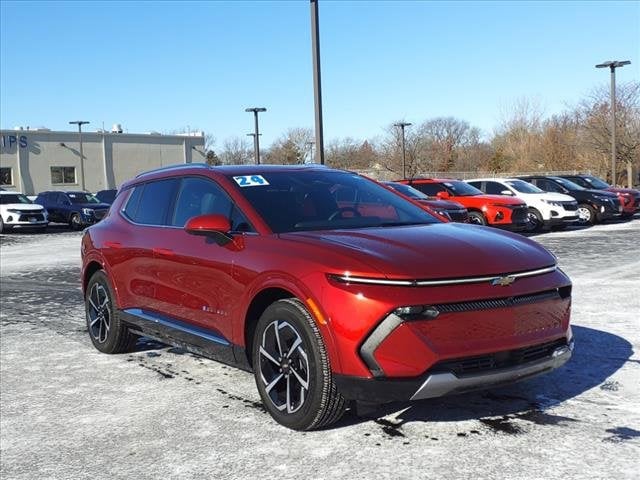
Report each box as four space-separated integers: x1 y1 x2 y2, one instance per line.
335 339 573 403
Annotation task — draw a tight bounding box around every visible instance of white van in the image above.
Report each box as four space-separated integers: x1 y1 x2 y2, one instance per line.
466 178 578 231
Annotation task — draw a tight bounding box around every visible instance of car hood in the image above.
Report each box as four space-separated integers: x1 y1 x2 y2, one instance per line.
582 188 617 197
607 187 640 197
417 199 465 210
281 223 555 279
526 192 575 202
2 203 44 211
77 203 111 210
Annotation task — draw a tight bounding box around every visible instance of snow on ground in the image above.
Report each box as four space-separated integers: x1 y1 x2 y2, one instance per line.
1 219 639 479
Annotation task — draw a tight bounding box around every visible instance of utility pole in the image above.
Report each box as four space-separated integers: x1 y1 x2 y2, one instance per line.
595 60 631 186
310 0 324 164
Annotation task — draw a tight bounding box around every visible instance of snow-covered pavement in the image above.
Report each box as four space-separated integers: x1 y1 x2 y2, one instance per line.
1 220 639 479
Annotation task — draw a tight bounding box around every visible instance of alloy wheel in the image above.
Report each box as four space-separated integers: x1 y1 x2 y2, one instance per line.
258 320 310 414
87 283 111 343
577 207 591 224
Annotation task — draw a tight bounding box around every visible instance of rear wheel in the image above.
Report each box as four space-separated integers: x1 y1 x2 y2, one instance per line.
85 270 137 353
468 211 487 226
252 298 346 430
0 217 4 233
577 204 596 225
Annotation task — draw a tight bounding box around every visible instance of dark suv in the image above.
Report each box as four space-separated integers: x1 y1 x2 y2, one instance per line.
558 174 640 217
517 176 621 225
34 191 111 229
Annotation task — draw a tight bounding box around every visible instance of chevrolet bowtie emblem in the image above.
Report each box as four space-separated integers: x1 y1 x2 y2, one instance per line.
491 275 516 286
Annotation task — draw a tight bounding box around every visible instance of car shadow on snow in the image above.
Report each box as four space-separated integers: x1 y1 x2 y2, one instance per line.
335 325 634 429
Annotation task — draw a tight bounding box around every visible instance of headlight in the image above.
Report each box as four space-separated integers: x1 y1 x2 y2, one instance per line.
436 210 451 220
593 195 612 201
6 208 21 213
542 199 562 207
82 208 95 216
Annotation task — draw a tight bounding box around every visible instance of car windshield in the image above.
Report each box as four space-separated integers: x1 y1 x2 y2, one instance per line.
551 177 584 191
583 176 610 189
383 182 429 199
505 180 544 194
442 180 482 196
228 170 440 233
0 194 32 204
68 193 100 204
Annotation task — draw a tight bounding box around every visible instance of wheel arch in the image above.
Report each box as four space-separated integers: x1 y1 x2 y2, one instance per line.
83 260 103 293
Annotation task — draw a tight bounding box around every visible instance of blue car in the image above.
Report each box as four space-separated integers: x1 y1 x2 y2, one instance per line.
34 191 111 230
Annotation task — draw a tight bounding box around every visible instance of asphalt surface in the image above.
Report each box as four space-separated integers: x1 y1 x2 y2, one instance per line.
1 219 639 479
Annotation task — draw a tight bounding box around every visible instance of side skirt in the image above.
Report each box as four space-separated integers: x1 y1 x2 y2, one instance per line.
119 308 251 372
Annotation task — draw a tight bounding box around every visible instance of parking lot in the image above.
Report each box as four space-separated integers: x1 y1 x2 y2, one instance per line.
1 219 639 480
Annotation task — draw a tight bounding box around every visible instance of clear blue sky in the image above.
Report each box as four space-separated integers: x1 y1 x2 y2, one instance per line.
1 0 638 147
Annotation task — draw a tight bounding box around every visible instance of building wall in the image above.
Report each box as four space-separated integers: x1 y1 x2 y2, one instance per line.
0 130 206 194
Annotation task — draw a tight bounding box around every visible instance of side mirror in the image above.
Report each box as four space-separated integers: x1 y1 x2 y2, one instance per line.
500 190 514 196
436 191 450 200
185 214 233 246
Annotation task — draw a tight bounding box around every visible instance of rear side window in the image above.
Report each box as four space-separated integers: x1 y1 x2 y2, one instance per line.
123 178 179 225
484 181 506 195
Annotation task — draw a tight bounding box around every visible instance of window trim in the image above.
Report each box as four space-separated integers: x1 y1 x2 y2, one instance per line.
50 166 77 185
0 167 14 186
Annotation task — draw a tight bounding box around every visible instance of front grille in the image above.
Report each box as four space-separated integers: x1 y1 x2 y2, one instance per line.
94 209 109 220
18 213 45 221
559 201 578 211
509 206 528 223
430 338 567 376
447 209 469 223
433 289 565 314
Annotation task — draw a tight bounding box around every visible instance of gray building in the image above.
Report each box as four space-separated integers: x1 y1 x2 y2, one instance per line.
0 128 206 195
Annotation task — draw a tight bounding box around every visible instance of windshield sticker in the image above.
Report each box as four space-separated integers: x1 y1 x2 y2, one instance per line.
69 194 77 198
233 175 270 187
444 182 454 187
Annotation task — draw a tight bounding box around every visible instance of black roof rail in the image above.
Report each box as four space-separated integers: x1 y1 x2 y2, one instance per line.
135 163 209 178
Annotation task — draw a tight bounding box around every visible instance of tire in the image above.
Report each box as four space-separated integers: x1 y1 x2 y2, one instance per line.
468 211 487 226
85 270 138 354
577 204 596 225
69 213 83 230
525 208 543 232
0 217 4 234
252 298 346 431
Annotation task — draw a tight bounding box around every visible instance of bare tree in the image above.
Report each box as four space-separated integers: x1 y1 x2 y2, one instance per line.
264 128 314 165
220 136 253 165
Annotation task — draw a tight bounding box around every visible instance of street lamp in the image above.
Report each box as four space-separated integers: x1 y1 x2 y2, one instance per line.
306 141 315 164
245 107 266 164
595 60 631 186
69 120 89 190
393 122 412 179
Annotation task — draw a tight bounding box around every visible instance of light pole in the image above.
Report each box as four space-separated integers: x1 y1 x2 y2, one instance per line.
69 120 89 190
595 60 631 186
246 133 262 165
306 141 315 163
310 0 324 165
245 107 266 164
393 122 412 179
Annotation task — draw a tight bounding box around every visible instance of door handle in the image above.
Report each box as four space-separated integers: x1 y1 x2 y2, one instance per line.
153 247 175 256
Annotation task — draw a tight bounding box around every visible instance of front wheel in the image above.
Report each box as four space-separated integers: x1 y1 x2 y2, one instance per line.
525 208 543 232
468 211 487 226
70 213 83 230
252 299 346 430
577 204 596 225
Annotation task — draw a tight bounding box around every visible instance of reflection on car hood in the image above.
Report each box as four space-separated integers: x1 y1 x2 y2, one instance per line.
416 199 465 209
76 203 111 210
282 223 555 279
1 203 44 211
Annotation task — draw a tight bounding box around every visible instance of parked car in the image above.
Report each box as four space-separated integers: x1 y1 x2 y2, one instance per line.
517 176 622 226
381 181 469 223
558 174 640 217
34 191 111 230
396 178 529 230
95 189 118 205
0 191 48 233
466 178 578 232
82 163 573 430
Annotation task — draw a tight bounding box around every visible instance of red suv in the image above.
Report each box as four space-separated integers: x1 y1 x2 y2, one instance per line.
81 164 573 430
397 178 529 230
